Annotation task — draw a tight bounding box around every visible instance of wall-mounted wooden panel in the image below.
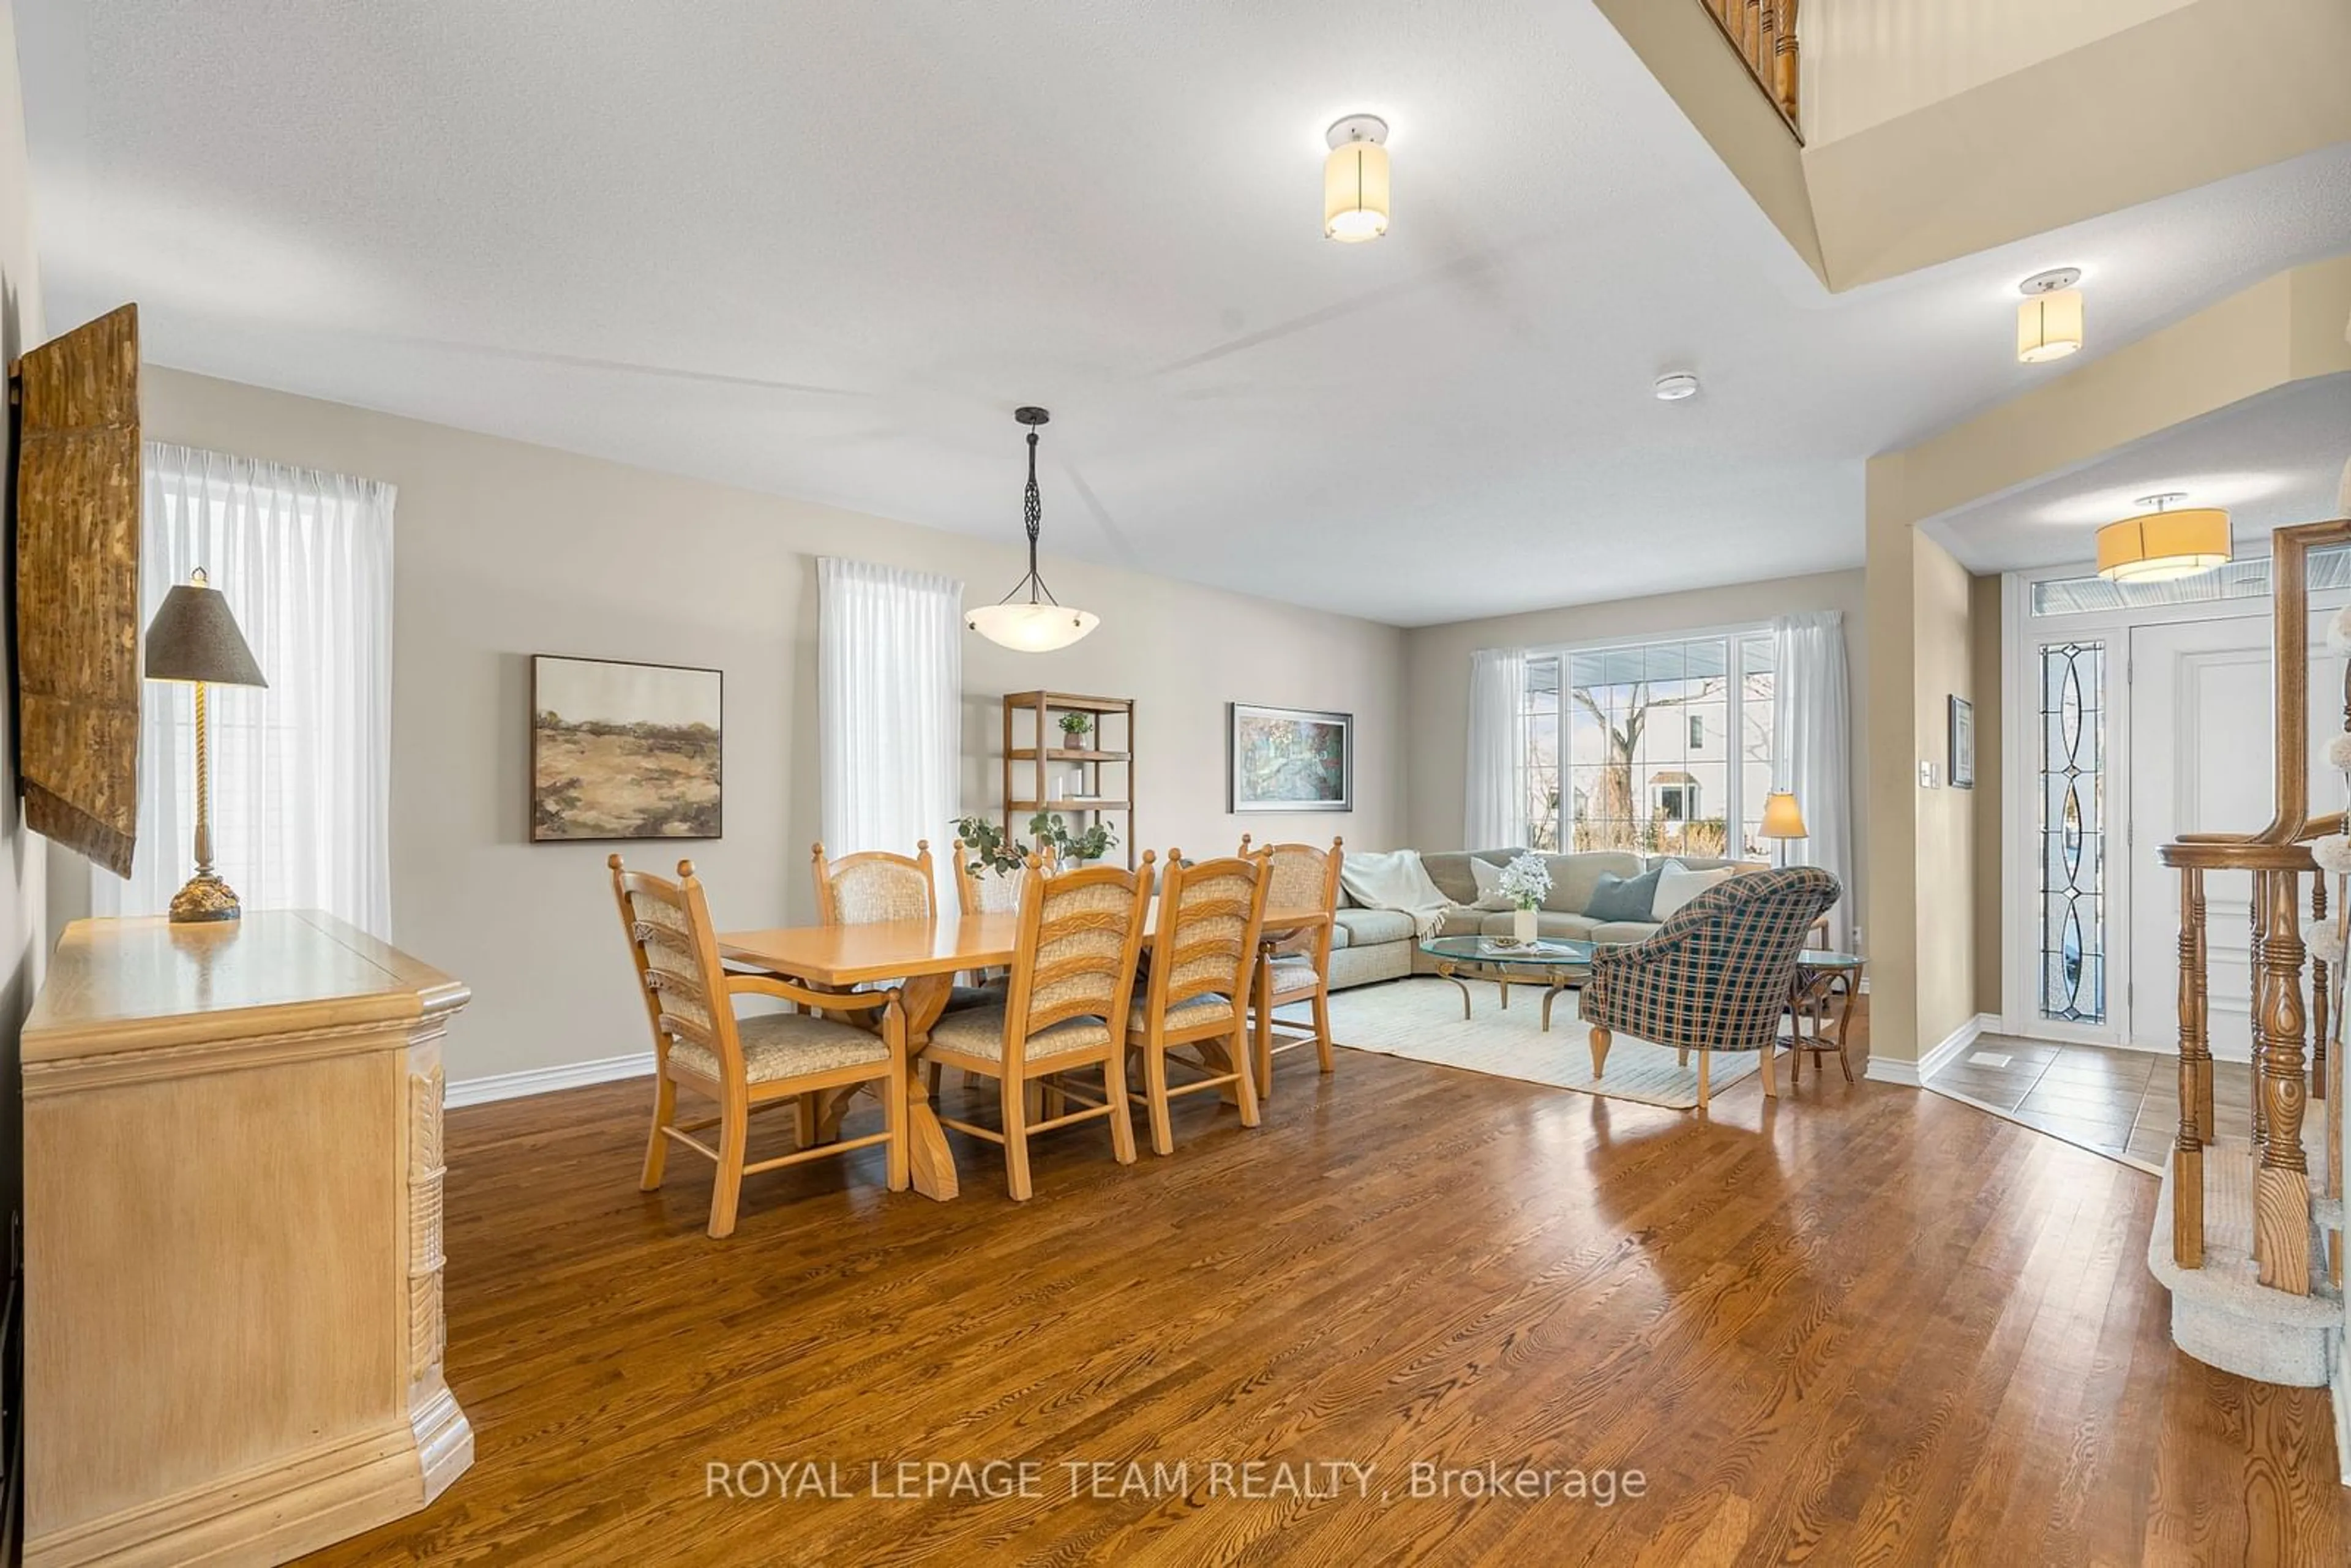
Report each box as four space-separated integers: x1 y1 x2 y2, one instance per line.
13 302 141 877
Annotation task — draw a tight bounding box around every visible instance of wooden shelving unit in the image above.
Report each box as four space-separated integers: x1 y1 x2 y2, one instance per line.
1002 691 1135 869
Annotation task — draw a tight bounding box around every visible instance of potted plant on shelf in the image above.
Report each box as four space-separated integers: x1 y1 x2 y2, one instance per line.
1057 710 1093 750
1496 853 1552 947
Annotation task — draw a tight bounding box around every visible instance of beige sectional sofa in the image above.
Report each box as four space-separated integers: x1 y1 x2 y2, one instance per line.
1324 849 1761 991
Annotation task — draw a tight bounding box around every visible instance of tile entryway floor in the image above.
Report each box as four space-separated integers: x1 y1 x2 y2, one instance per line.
1923 1035 2255 1174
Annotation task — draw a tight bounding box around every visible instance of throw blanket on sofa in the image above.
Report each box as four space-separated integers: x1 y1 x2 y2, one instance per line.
1340 850 1453 940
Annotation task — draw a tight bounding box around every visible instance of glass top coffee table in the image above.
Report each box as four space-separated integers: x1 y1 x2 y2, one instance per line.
1418 935 1600 1032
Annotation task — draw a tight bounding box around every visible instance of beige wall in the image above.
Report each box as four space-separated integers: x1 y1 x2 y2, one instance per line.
0 0 48 1234
129 368 1407 1083
1402 568 1869 933
1970 573 2004 1016
1910 536 1978 1052
1802 0 2197 144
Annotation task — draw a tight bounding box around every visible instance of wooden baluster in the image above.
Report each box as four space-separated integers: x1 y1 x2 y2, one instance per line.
2314 870 2330 1102
2174 865 2207 1268
2254 868 2312 1294
1774 0 1801 123
2249 874 2268 1147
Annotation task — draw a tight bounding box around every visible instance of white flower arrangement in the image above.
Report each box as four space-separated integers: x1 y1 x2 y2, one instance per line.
1495 853 1553 911
2315 834 2351 876
2304 916 2349 966
2327 604 2351 656
2328 732 2351 773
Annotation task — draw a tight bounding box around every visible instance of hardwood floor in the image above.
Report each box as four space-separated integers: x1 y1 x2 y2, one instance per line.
297 1048 2347 1566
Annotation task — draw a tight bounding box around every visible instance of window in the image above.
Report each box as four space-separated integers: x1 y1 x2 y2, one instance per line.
1531 631 1774 858
1520 658 1562 850
2038 640 2107 1024
94 445 396 937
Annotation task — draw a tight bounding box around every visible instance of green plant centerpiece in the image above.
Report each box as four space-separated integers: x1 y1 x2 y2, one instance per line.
1057 711 1093 748
952 816 1026 877
951 811 1120 872
1030 810 1117 865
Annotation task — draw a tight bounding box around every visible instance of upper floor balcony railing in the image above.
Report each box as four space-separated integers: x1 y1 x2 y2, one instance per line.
1698 0 1801 137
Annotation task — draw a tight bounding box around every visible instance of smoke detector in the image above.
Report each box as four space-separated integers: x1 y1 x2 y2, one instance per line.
1654 372 1701 402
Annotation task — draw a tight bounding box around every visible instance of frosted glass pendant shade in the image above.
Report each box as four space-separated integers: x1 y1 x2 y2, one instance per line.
966 601 1099 653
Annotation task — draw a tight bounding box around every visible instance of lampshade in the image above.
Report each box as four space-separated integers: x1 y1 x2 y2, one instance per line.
143 571 267 687
965 601 1100 653
1760 790 1807 840
1323 116 1389 242
2016 289 2084 363
2095 506 2232 583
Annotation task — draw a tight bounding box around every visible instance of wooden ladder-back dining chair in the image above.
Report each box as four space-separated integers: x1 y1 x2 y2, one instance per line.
1126 849 1268 1155
1238 835 1344 1098
811 839 939 925
919 854 1152 1199
612 855 908 1237
818 839 1000 1103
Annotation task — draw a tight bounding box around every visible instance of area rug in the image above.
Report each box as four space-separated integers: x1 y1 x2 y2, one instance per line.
1318 977 1762 1111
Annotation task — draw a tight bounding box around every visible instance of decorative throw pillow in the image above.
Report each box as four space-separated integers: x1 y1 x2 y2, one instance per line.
1583 868 1664 922
1652 863 1735 921
1466 855 1515 910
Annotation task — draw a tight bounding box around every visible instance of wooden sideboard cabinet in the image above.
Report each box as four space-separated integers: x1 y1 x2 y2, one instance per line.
22 912 473 1567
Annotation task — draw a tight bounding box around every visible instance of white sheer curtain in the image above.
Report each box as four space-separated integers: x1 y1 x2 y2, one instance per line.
1464 647 1528 849
95 444 396 937
1772 610 1854 951
817 558 964 856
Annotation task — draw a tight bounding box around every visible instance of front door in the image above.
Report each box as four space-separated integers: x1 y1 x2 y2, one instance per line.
2127 610 2338 1060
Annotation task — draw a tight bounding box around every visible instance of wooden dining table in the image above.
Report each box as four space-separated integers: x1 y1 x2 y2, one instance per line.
719 905 1327 1201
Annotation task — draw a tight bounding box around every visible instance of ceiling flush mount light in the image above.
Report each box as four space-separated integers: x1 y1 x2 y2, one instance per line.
2096 492 2232 583
966 407 1099 653
2017 268 2085 364
1654 372 1701 401
1323 114 1390 242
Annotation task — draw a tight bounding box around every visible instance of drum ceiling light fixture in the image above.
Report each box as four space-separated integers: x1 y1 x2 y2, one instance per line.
1324 114 1390 242
2017 268 2085 364
2095 492 2232 584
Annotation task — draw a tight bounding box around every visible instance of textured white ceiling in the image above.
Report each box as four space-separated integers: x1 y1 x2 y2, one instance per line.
1928 372 2351 574
17 1 2351 626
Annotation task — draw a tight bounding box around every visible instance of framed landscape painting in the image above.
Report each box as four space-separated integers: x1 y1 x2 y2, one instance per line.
531 655 724 841
1229 703 1352 813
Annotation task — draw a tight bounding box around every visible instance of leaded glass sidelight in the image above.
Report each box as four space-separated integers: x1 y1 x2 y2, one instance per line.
2039 641 2107 1024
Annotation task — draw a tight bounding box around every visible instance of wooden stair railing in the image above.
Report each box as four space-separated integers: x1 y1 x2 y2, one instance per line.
1698 0 1802 136
2164 517 2351 1298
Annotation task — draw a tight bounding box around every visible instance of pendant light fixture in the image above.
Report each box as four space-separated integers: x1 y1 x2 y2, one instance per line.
2096 492 2232 584
966 407 1099 653
2016 268 2085 363
1323 114 1390 242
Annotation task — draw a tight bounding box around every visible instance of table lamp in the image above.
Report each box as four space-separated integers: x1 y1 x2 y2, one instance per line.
1760 789 1807 869
143 568 268 922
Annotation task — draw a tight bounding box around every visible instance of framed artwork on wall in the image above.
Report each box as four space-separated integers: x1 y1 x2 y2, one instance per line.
531 655 724 841
1949 694 1975 790
1228 703 1352 813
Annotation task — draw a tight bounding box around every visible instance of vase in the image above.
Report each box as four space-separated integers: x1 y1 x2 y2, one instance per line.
1512 906 1537 945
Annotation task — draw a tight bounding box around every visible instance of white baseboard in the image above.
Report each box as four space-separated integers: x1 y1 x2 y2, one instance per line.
447 1051 654 1108
1866 1012 1992 1088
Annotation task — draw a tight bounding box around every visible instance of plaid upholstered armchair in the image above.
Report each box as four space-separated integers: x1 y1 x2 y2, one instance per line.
1581 867 1842 1112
